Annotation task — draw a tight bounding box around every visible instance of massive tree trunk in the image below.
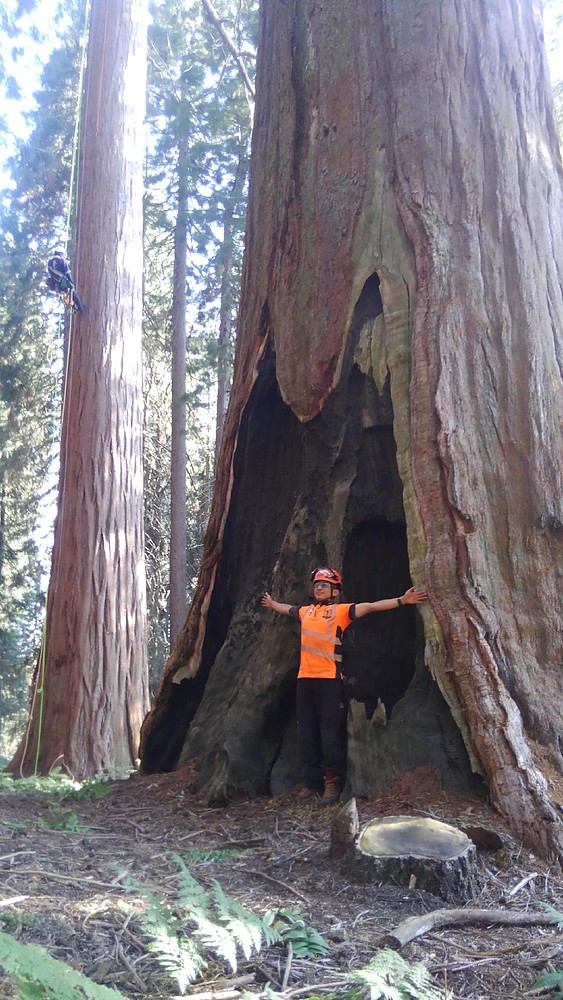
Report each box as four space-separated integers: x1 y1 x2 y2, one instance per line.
214 147 247 462
140 0 563 861
170 135 189 651
10 0 149 778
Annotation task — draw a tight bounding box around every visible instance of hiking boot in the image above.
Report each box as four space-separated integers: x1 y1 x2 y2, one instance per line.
296 786 317 800
320 772 342 806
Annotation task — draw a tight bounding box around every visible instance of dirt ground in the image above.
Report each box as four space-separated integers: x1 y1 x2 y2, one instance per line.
1 764 562 999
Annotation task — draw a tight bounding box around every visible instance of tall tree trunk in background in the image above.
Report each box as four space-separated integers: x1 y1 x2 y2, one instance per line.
140 0 563 862
215 147 247 461
169 138 189 650
10 0 149 778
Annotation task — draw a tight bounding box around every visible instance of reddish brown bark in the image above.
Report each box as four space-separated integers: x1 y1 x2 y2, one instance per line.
141 0 563 861
11 0 150 778
214 148 248 461
170 137 189 651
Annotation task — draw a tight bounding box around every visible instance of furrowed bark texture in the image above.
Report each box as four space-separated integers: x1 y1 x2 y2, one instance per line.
387 0 563 860
11 0 150 778
170 135 189 651
140 0 563 860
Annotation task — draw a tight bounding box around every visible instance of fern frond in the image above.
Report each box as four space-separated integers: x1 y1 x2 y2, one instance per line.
349 947 446 1000
0 928 126 999
192 912 238 971
261 909 284 947
539 903 563 930
211 880 265 957
532 969 563 996
146 925 204 993
172 853 213 916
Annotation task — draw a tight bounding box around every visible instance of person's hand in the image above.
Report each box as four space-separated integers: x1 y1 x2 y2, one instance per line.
402 587 427 604
261 591 273 609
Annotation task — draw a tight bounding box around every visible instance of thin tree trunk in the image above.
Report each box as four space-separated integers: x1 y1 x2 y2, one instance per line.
11 0 149 778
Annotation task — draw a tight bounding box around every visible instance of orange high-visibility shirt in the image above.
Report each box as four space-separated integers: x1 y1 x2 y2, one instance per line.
292 603 356 679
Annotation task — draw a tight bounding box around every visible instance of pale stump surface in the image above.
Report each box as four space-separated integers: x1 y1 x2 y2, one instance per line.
344 814 481 901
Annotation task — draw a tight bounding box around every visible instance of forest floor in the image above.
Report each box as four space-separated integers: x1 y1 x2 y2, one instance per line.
1 763 562 1000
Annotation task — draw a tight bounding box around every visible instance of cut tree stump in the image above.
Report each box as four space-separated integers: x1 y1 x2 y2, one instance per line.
343 815 481 901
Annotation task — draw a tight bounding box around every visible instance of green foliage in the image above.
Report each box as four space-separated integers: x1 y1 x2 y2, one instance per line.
264 907 330 959
348 948 446 1000
125 854 266 991
0 771 72 796
37 805 89 832
62 779 113 802
123 853 328 993
143 0 257 685
183 845 248 862
0 928 126 999
0 768 116 802
531 904 563 996
532 970 563 998
539 902 563 929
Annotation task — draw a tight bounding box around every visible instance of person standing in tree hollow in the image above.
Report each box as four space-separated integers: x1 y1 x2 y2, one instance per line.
262 567 428 805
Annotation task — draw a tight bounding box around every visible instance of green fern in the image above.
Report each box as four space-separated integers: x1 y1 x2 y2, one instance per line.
539 902 563 929
124 856 330 992
533 902 563 996
532 970 563 998
211 879 266 959
171 854 214 915
0 928 126 999
348 947 447 1000
123 861 261 990
146 923 205 994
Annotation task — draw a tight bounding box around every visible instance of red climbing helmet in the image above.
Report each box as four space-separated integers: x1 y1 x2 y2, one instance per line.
310 567 343 590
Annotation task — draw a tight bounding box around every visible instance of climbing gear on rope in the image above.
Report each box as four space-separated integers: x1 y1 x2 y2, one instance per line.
46 250 85 313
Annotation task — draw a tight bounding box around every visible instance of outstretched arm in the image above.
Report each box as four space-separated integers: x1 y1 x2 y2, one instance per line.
355 587 427 620
261 592 293 616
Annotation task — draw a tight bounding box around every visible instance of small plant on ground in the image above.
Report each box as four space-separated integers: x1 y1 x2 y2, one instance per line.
124 853 330 994
0 929 126 999
348 947 448 1000
0 768 120 802
183 845 249 863
263 907 330 958
531 904 563 998
532 971 563 999
37 804 90 832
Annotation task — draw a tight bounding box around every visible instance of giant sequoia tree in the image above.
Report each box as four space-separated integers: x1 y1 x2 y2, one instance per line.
141 0 563 861
10 0 150 777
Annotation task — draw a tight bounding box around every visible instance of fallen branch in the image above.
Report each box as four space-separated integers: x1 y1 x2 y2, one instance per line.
381 907 560 949
175 990 244 1000
281 940 293 991
173 974 256 1000
0 852 35 863
0 896 29 909
500 872 539 901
